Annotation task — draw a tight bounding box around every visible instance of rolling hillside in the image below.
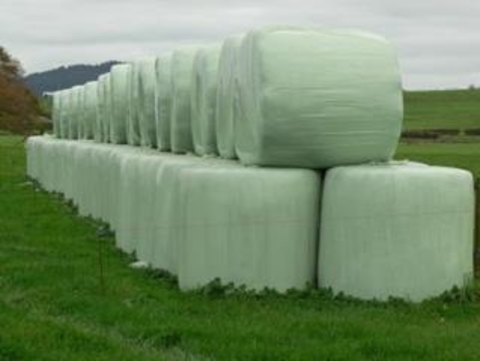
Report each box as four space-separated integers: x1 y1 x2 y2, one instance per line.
24 61 120 95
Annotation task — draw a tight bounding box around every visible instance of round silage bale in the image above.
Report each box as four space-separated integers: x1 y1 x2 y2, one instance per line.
191 45 221 156
318 162 475 301
68 85 82 139
84 81 98 140
51 91 61 137
137 57 157 148
235 26 403 168
127 60 142 146
155 54 173 151
59 89 70 139
170 46 199 153
215 34 243 159
96 74 108 143
110 63 131 144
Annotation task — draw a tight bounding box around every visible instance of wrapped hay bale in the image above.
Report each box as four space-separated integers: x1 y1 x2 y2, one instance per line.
51 92 61 137
191 45 221 156
77 86 87 139
137 57 157 148
236 26 403 168
68 85 83 139
103 73 113 143
318 162 475 301
216 34 243 159
110 64 131 144
178 161 321 292
83 81 98 140
127 60 142 146
155 54 173 151
97 74 109 143
170 47 199 153
58 90 69 139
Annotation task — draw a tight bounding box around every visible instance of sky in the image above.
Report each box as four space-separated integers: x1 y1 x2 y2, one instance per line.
1 0 479 90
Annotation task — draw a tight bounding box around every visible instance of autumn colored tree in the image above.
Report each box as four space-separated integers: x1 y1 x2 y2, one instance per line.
0 46 41 134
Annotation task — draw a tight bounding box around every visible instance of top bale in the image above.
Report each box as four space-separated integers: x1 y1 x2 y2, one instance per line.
235 26 403 169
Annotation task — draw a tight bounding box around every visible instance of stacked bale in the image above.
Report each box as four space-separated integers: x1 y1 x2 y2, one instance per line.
137 57 157 148
170 47 199 153
216 34 243 159
178 163 320 291
191 45 221 155
128 60 142 146
96 74 108 143
155 54 173 151
51 92 61 137
28 25 475 301
235 27 403 168
83 81 97 140
110 64 131 144
318 162 474 301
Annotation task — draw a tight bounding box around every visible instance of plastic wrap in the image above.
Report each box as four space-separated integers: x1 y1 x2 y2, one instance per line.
137 57 157 148
318 162 474 301
110 64 131 144
68 86 82 139
127 61 141 146
236 26 403 168
178 162 320 292
155 54 172 151
96 74 108 143
26 136 322 292
216 34 243 159
191 45 221 156
51 92 61 137
170 47 199 153
83 81 97 140
58 90 69 139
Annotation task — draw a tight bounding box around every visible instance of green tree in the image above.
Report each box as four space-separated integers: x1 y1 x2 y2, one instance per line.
0 46 41 134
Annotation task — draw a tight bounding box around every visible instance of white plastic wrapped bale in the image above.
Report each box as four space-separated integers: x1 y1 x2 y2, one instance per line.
104 73 113 143
51 92 61 137
116 152 204 274
191 45 221 156
97 74 108 143
68 86 82 139
178 161 321 292
83 81 97 140
110 64 131 144
127 61 141 146
155 54 172 151
57 90 68 139
137 57 157 148
216 34 243 159
78 86 89 139
318 162 474 302
170 47 199 153
236 26 403 168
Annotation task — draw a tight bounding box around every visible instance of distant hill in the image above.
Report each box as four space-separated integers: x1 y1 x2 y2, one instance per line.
24 61 121 95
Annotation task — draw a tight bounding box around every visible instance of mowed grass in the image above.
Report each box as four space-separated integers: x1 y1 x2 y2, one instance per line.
403 89 480 130
2 132 480 360
396 142 480 177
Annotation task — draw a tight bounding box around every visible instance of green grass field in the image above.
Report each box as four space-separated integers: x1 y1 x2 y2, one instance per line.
2 131 480 360
403 89 480 130
1 89 480 360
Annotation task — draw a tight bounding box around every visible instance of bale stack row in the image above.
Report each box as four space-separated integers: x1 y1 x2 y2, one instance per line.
36 26 474 301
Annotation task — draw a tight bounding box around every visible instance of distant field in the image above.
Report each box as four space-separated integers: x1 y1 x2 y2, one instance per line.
403 89 480 130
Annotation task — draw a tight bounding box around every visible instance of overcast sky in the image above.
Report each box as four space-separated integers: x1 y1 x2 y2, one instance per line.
1 0 479 90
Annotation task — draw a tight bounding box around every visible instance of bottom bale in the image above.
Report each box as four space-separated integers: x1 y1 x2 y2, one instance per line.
318 162 475 302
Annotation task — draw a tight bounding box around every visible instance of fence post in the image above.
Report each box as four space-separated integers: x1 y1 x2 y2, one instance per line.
475 178 480 277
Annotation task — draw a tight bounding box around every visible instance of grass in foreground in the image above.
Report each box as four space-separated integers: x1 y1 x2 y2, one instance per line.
2 135 480 360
